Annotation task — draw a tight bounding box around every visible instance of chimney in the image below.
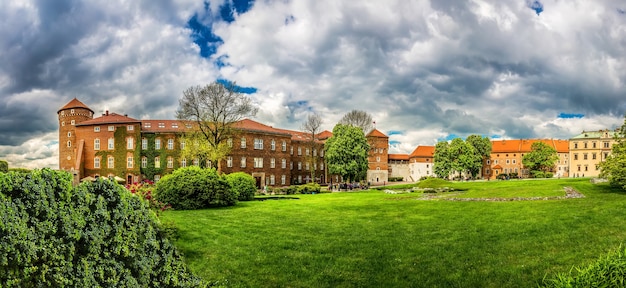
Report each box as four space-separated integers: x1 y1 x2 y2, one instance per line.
105 110 109 116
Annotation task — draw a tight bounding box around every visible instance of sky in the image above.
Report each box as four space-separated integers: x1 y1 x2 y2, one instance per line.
1 0 625 169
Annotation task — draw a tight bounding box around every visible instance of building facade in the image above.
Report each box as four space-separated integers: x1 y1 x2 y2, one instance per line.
484 139 570 180
366 129 389 184
408 146 435 181
569 130 619 178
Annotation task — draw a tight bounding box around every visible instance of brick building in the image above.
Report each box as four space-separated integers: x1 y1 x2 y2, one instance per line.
58 99 329 187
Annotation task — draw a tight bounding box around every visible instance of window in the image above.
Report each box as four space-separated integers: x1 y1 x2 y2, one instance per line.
604 142 610 148
127 137 133 149
290 162 293 170
108 138 114 150
313 149 317 157
574 154 578 160
108 125 114 131
376 156 380 162
240 137 246 148
282 158 287 169
193 158 199 166
254 158 263 168
583 154 588 160
127 156 133 168
158 122 165 128
298 147 302 155
154 175 160 181
62 122 65 126
512 159 516 164
180 140 185 149
108 156 114 168
593 142 596 148
155 139 161 150
282 141 287 151
94 139 100 150
290 146 293 155
506 159 510 164
320 150 324 157
71 120 75 125
206 160 212 168
320 162 324 171
144 123 151 128
67 132 71 137
584 143 588 148
167 157 173 168
227 138 232 147
306 162 310 170
585 166 588 171
306 148 310 156
592 153 597 160
70 109 74 114
298 162 302 170
167 139 174 150
298 175 302 183
271 140 276 151
254 138 263 149
127 125 134 131
155 157 160 168
574 143 578 149
94 157 100 168
141 157 147 168
227 156 233 168
181 159 187 167
270 175 275 185
241 157 246 168
494 160 498 164
142 138 147 150
281 175 286 185
270 158 275 168
486 160 490 165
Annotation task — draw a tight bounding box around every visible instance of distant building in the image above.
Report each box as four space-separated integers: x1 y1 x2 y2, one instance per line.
408 146 435 181
366 129 389 184
569 130 620 178
485 139 569 179
388 153 410 181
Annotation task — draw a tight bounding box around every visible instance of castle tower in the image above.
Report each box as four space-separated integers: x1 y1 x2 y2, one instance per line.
58 98 94 172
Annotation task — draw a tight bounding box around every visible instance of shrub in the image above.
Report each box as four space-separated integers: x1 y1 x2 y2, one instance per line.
541 245 626 288
388 177 404 182
125 180 171 213
154 166 236 210
0 169 205 287
225 172 256 201
0 160 7 173
297 183 321 194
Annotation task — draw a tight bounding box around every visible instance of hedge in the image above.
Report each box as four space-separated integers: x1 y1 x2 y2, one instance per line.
0 169 205 287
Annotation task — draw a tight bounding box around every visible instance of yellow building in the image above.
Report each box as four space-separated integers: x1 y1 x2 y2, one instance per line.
569 129 619 178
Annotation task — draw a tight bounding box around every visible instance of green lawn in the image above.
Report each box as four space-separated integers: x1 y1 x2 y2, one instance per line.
161 178 626 287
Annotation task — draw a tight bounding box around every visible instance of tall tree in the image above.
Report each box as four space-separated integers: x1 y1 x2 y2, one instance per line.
0 160 7 173
324 124 370 182
338 110 374 134
433 141 451 179
599 115 626 189
522 142 559 177
176 81 258 173
466 135 492 178
301 113 323 183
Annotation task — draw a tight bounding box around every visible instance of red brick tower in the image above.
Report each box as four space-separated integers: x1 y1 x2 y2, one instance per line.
58 98 94 172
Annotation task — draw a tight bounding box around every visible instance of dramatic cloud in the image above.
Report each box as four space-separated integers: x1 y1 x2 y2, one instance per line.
1 0 625 169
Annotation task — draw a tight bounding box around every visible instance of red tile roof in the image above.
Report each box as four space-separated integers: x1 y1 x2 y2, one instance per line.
367 129 388 138
58 98 94 114
389 154 409 161
76 112 140 126
491 139 569 153
409 145 435 158
317 130 333 140
234 119 293 137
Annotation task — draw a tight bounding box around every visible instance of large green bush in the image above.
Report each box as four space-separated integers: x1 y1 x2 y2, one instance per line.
0 160 7 173
225 172 256 201
154 166 236 210
0 169 204 287
541 245 626 287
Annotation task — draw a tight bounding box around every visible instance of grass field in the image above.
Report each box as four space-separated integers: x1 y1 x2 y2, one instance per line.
161 178 626 287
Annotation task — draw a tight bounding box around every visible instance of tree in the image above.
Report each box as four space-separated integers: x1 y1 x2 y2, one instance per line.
522 142 559 177
176 81 258 173
599 116 626 189
448 138 479 179
466 135 492 178
338 110 374 134
0 160 7 173
301 113 323 183
324 124 370 182
433 141 451 178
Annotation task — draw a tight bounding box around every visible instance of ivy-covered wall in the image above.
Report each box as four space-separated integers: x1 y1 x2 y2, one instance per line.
89 126 141 179
140 133 180 180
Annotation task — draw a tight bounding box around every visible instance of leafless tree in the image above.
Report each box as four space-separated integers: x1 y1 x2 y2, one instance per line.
339 110 374 134
302 113 323 183
176 81 258 172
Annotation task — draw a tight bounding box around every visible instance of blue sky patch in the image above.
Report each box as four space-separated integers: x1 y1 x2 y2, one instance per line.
387 130 403 136
389 140 401 146
217 79 257 94
527 0 544 15
557 113 584 119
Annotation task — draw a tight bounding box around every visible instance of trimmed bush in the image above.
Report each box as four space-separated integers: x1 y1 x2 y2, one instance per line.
541 245 626 288
0 169 204 287
297 183 321 194
225 172 256 201
154 166 236 210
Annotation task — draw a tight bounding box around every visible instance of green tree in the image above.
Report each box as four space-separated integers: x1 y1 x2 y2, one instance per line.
599 116 626 189
522 142 559 177
433 141 451 179
176 81 258 173
448 138 479 179
324 124 370 182
466 135 492 178
0 160 7 173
